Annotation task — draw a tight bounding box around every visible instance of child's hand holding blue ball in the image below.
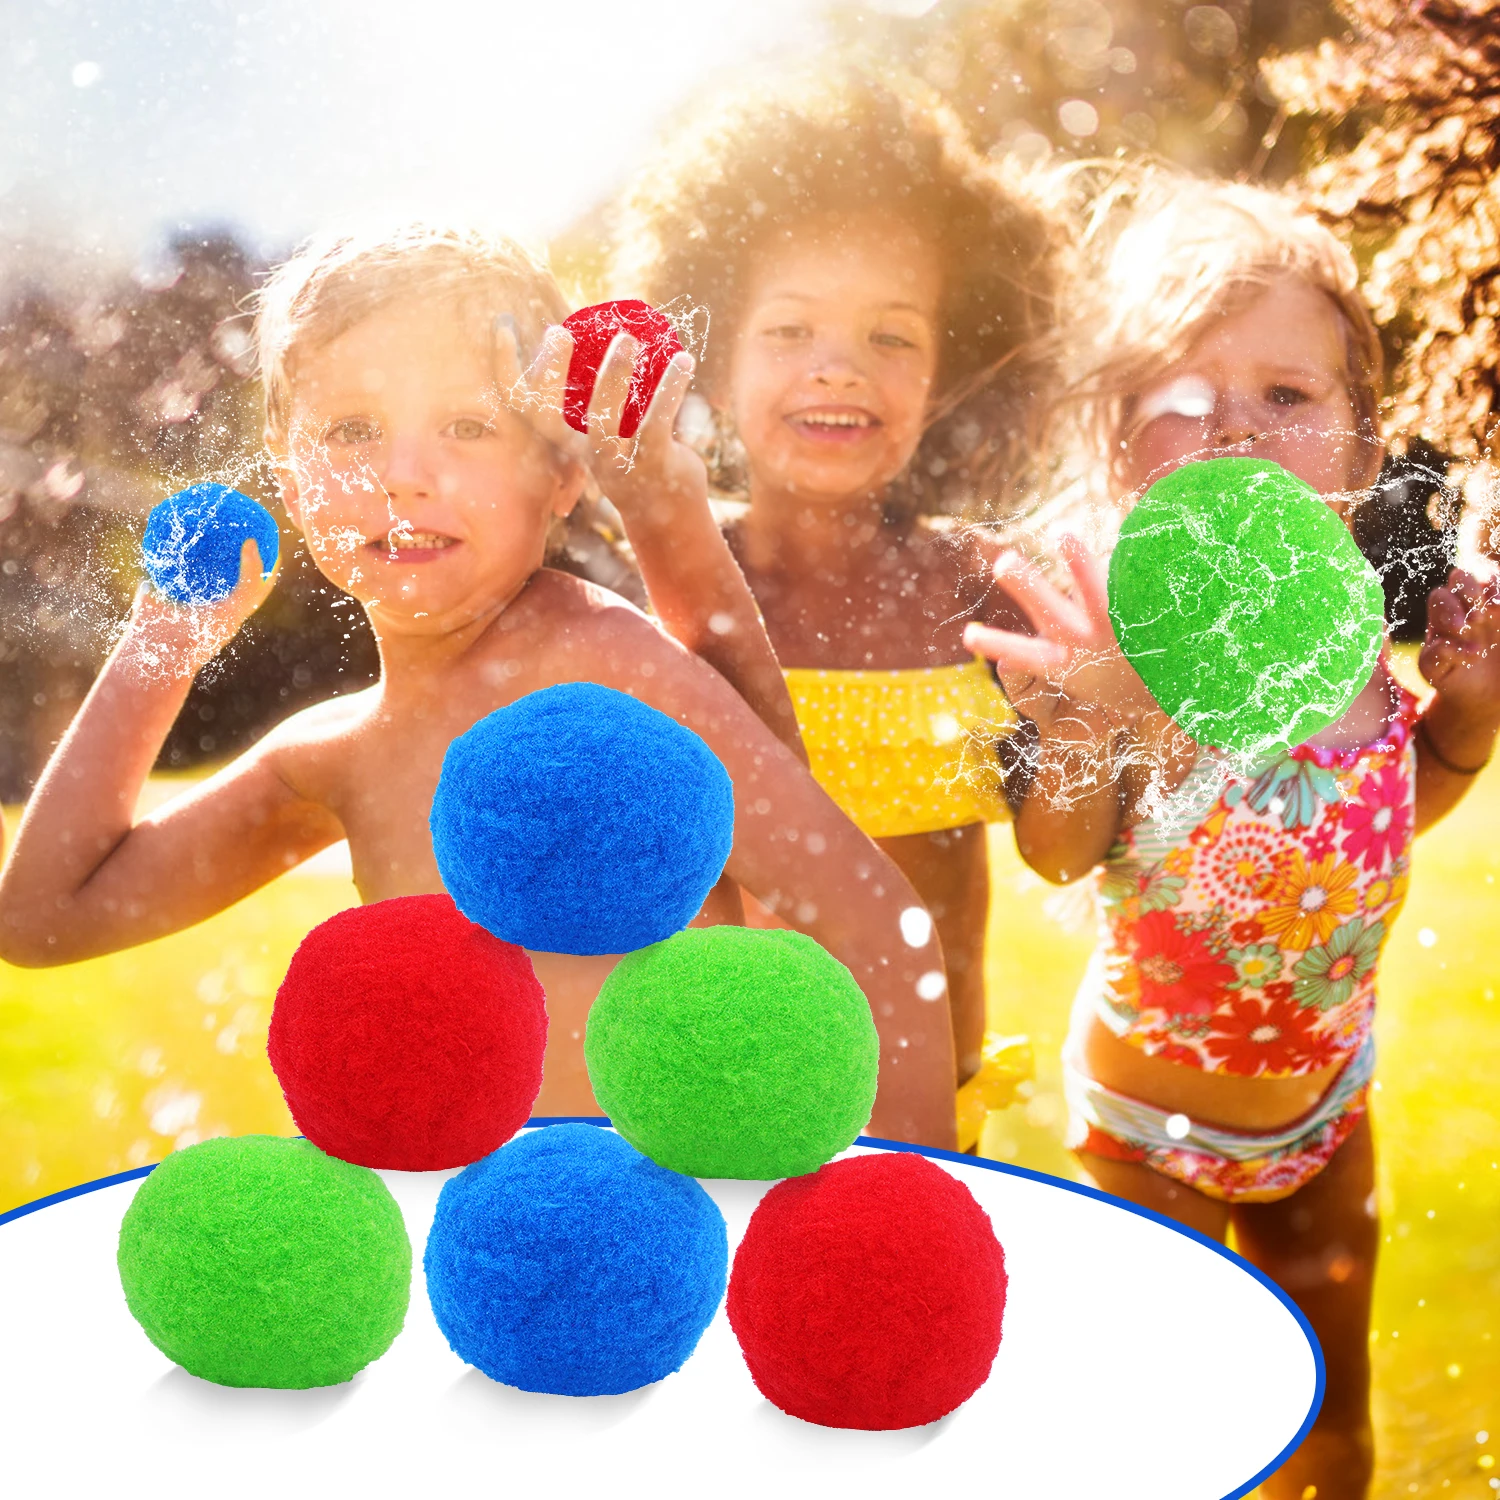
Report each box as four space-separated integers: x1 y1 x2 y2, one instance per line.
142 483 280 607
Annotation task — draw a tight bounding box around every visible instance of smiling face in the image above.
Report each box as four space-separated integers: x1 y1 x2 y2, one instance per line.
1118 274 1383 513
725 215 942 510
277 297 580 636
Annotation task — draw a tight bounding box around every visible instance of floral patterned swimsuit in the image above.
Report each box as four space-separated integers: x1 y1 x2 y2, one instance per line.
1065 678 1418 1202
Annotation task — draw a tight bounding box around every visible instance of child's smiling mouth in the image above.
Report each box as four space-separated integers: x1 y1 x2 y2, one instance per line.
786 405 882 443
366 525 461 563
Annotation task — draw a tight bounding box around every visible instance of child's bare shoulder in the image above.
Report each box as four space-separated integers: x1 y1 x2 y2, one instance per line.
519 568 696 676
246 684 382 795
514 568 745 721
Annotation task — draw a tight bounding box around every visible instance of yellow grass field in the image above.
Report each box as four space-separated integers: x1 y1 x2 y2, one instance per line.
2 745 1497 1494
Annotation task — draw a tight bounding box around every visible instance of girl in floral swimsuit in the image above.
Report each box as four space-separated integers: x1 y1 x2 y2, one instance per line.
966 169 1500 1500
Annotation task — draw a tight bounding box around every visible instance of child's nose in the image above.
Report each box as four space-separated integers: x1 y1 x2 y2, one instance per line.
1211 396 1260 449
379 434 438 496
811 344 865 390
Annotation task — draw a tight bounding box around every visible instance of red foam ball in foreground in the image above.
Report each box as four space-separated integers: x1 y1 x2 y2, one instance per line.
268 895 547 1172
562 299 684 438
727 1153 1006 1430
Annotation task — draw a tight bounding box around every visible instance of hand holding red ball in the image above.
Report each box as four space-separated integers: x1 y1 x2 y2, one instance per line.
561 300 684 439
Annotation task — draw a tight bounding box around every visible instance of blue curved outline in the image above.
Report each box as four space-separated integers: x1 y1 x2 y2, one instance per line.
0 1164 158 1228
0 1120 1321 1497
861 1133 1326 1500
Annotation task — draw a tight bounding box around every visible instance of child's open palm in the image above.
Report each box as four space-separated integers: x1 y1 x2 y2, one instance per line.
1421 565 1500 721
962 536 1160 736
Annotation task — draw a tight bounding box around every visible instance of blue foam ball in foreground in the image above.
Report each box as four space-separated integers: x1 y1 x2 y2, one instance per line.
142 483 280 605
430 682 735 955
424 1124 728 1395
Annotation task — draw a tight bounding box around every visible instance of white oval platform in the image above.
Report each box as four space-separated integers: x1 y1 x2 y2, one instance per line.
0 1126 1319 1500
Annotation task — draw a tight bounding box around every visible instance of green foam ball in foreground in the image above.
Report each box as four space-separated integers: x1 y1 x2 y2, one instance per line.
117 1135 411 1388
586 927 879 1179
1107 457 1385 755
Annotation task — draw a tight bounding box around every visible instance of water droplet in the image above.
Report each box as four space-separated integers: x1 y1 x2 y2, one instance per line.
899 907 933 948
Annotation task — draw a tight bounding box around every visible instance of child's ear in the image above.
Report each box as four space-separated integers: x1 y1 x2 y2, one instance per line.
267 438 307 531
1353 434 1387 491
549 454 588 520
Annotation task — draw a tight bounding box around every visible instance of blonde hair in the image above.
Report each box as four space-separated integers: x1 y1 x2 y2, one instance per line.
611 66 1065 517
253 223 568 447
1048 162 1384 482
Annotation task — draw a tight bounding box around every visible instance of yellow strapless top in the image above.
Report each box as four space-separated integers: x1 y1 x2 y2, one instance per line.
783 657 1018 839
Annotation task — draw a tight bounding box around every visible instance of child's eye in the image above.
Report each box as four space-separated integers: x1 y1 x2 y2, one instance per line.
871 331 918 350
1268 385 1310 407
763 323 810 340
446 417 493 440
325 418 379 445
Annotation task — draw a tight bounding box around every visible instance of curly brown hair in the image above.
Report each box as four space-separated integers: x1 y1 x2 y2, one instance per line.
610 67 1065 518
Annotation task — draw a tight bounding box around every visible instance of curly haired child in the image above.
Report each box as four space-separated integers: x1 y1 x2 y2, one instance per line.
610 68 1063 1096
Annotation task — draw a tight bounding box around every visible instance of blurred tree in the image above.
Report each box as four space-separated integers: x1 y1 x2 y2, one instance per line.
1262 0 1500 465
833 0 1340 181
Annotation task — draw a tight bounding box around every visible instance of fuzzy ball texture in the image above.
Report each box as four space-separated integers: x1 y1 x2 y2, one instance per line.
117 1135 410 1388
1108 457 1385 756
267 895 547 1171
430 682 734 955
562 300 684 439
425 1124 727 1395
728 1152 1006 1430
587 927 878 1179
142 483 280 605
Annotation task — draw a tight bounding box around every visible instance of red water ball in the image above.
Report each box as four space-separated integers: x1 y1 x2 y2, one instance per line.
562 299 684 438
727 1152 1006 1430
267 895 548 1172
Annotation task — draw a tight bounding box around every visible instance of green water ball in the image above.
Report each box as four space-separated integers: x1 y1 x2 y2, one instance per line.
117 1135 411 1388
1107 457 1385 755
585 926 880 1180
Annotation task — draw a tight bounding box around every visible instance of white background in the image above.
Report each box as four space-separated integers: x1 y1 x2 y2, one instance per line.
0 1135 1317 1500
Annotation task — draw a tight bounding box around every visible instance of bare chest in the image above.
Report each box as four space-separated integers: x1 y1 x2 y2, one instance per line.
736 538 985 671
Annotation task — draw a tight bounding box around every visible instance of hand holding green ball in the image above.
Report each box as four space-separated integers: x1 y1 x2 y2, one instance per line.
1107 457 1385 756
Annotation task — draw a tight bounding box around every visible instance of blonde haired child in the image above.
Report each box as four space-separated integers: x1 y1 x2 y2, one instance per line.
612 69 1062 1097
966 167 1500 1498
0 223 958 1149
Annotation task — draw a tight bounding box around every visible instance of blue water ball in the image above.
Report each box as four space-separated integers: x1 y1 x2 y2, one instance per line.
424 1124 728 1396
142 483 280 605
430 682 734 955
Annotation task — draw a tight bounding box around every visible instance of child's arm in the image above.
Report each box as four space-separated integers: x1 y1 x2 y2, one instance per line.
591 618 956 1149
496 323 806 760
1414 565 1500 830
964 538 1190 883
0 546 344 966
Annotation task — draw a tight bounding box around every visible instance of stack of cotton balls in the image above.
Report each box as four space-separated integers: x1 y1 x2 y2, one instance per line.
119 500 1009 1427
